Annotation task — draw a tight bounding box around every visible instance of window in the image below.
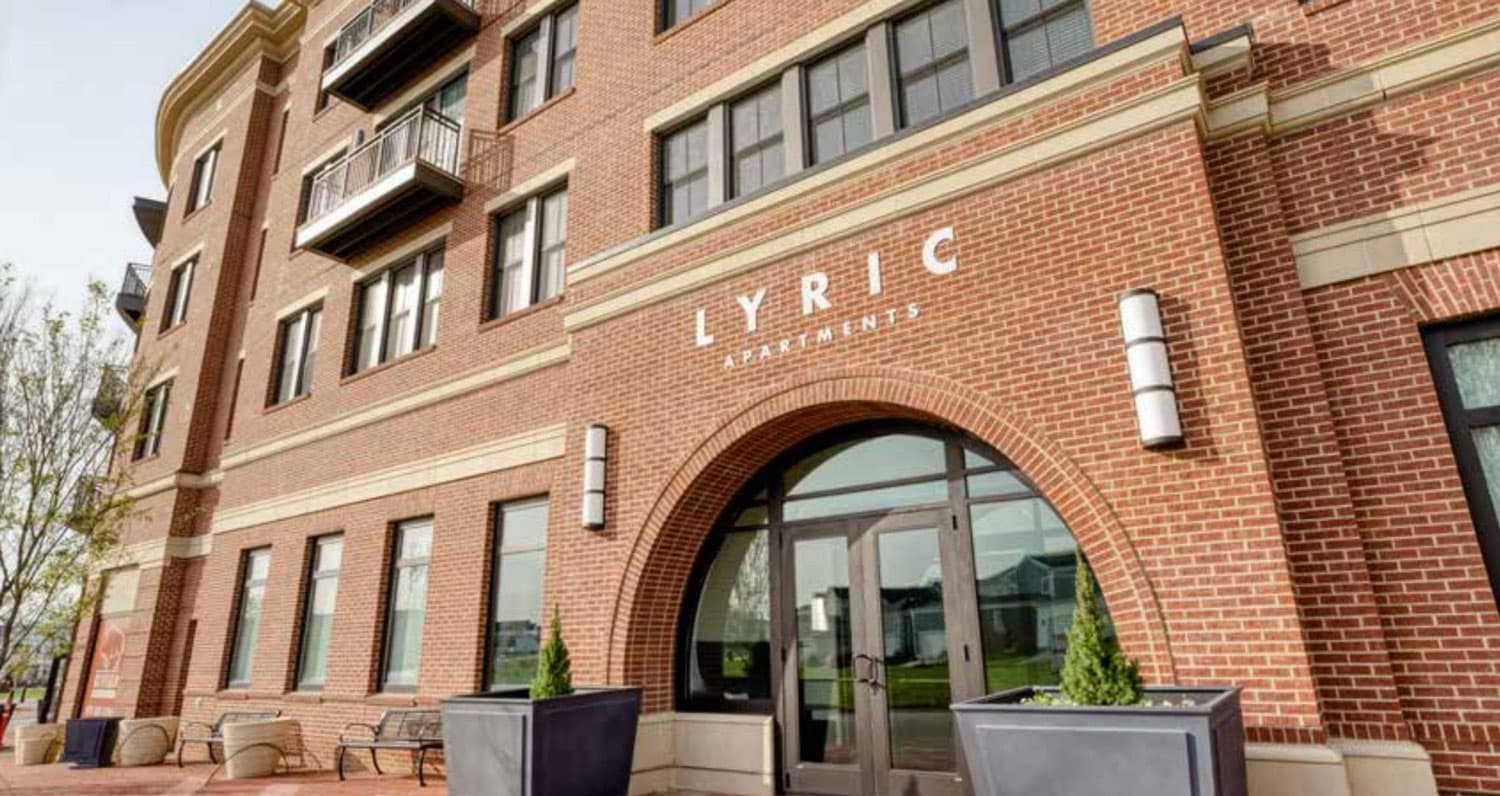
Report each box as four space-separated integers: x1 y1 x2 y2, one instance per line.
660 119 710 227
186 144 220 214
134 381 171 461
381 519 432 691
489 186 568 319
424 72 468 126
316 46 335 113
507 4 577 122
271 305 321 405
161 258 195 331
729 84 784 198
806 43 872 165
351 247 444 373
296 535 342 691
996 0 1093 83
226 548 271 689
893 0 972 128
486 499 550 690
663 0 716 29
1424 318 1500 602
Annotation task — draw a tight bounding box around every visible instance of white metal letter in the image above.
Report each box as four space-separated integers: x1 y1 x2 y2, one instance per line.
801 272 832 316
736 288 768 333
867 252 883 295
923 227 958 275
695 308 715 347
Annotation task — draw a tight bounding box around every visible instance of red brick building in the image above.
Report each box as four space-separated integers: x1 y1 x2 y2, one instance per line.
65 0 1500 793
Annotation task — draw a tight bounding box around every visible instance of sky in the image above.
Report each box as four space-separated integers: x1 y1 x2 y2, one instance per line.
0 0 249 324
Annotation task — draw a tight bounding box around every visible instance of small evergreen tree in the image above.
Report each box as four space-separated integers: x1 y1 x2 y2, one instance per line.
1058 554 1142 706
530 606 574 700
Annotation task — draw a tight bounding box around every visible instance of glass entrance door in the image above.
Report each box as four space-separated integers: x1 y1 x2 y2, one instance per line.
779 509 973 796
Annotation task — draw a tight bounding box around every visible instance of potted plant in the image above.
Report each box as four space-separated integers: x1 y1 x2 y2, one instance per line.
441 608 642 796
953 555 1247 796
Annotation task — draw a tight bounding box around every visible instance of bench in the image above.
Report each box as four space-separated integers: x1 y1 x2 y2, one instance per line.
175 710 281 767
335 709 444 787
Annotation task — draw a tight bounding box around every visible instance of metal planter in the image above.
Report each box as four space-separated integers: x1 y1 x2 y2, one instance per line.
440 686 642 796
952 686 1247 796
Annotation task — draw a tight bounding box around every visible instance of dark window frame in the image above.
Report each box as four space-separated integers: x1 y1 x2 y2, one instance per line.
293 533 343 692
185 143 221 215
378 517 434 694
505 4 578 123
483 496 551 691
660 0 717 31
991 0 1094 84
224 547 272 690
657 117 711 228
803 40 874 167
134 380 171 461
270 304 322 406
728 81 786 199
349 245 445 375
487 184 569 321
892 0 974 129
1423 315 1500 605
161 257 196 332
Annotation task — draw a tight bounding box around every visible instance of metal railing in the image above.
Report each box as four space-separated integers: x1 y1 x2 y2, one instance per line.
328 0 477 70
91 365 127 423
120 263 152 300
303 106 462 225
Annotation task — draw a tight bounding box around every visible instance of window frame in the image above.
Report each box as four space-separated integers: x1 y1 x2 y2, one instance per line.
349 245 445 375
185 143 221 215
505 3 579 123
161 257 196 332
992 0 1094 84
134 380 171 461
294 534 343 692
803 40 874 167
728 81 786 199
270 304 322 406
483 497 551 692
891 0 974 129
224 547 272 690
1423 316 1500 605
487 184 569 321
658 117 712 228
378 517 434 693
660 0 717 31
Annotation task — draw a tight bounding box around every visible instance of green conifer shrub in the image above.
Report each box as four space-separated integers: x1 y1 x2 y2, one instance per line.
1057 554 1143 706
530 606 575 700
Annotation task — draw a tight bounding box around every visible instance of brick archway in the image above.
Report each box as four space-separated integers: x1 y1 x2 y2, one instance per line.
606 367 1176 711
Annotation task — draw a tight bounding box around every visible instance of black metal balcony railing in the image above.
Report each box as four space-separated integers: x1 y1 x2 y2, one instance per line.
304 106 462 225
66 476 107 532
329 0 476 72
115 263 152 331
91 365 127 424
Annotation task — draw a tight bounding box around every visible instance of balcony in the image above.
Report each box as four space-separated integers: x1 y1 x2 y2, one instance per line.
294 106 464 260
91 366 126 424
66 476 106 533
115 263 152 331
321 0 480 109
132 197 166 247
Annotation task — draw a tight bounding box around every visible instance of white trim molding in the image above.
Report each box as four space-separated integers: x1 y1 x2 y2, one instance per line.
1190 32 1253 77
212 424 567 533
275 287 330 319
485 158 576 213
1294 182 1500 289
124 535 215 570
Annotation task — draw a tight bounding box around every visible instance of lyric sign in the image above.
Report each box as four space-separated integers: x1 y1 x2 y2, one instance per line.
694 227 958 370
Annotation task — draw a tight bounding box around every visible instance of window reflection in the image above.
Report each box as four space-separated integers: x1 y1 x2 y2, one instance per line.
687 531 772 703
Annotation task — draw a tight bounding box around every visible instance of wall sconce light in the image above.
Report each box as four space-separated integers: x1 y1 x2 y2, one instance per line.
582 424 608 530
1118 289 1184 449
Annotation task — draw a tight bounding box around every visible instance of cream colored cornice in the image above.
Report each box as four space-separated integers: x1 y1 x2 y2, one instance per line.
565 75 1204 331
1293 182 1500 289
212 424 567 533
126 470 223 501
155 1 305 186
485 158 576 213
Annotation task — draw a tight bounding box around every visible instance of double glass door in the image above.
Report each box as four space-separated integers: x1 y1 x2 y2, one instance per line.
780 509 977 796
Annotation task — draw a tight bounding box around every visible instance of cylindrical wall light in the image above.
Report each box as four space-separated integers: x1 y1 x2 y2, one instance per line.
1118 289 1184 449
582 424 609 530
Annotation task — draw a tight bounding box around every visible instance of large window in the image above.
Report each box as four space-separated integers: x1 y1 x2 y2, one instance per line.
423 72 468 126
730 84 784 198
226 548 271 689
186 143 220 214
806 43 872 165
134 380 171 461
893 0 972 128
489 186 568 319
271 305 321 405
660 119 710 227
996 0 1093 83
507 4 578 121
161 258 195 332
662 0 716 30
381 519 432 691
351 247 444 373
486 499 550 690
1425 317 1500 602
296 535 342 691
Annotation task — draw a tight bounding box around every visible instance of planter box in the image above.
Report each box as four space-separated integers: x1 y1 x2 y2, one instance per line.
441 687 642 796
953 686 1246 796
61 717 119 769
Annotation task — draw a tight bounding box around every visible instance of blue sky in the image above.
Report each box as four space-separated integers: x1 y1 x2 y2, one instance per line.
0 0 248 322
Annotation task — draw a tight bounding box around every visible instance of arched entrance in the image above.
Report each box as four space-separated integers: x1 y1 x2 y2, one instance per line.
676 421 1110 796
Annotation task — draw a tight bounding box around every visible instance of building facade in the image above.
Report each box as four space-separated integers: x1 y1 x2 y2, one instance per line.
66 0 1500 794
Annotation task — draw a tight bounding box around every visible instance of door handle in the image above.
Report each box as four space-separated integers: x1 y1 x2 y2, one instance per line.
853 654 884 688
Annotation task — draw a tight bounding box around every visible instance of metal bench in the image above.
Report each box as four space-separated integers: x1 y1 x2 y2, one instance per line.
335 709 444 787
175 710 281 767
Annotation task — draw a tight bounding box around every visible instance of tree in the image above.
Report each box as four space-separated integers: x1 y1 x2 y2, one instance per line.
0 264 141 683
1058 553 1142 706
529 606 574 700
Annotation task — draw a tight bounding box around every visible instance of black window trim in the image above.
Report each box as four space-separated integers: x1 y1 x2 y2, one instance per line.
482 495 551 692
505 3 579 123
185 142 221 216
657 115 712 229
224 546 271 691
161 257 197 333
1423 315 1500 606
378 517 434 694
659 0 718 33
134 380 172 461
293 532 343 693
269 303 322 407
727 80 787 200
349 244 445 376
487 183 570 321
803 40 874 168
991 0 1095 85
891 0 974 130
